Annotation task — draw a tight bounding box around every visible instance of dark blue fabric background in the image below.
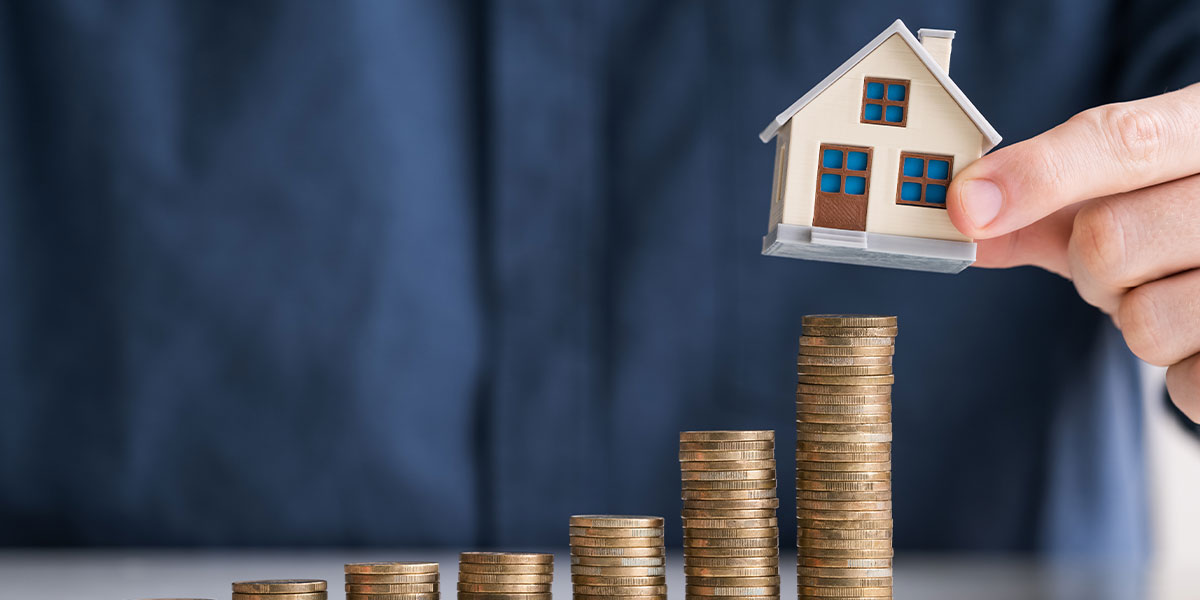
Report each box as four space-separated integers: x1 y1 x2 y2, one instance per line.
0 0 1197 555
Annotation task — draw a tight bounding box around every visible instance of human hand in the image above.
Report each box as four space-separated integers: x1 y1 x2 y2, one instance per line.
946 83 1200 421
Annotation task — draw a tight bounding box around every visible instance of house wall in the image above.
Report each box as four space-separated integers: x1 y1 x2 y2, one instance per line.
767 122 790 233
781 34 986 242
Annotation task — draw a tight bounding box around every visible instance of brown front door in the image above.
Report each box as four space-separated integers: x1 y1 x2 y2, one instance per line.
813 143 872 231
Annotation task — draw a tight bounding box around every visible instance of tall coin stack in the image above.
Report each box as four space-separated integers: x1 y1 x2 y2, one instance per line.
232 580 327 600
795 314 896 600
345 562 440 600
569 515 667 600
458 552 554 600
679 430 781 600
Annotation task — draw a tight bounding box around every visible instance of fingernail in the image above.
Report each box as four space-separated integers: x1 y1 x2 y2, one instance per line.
961 179 1004 230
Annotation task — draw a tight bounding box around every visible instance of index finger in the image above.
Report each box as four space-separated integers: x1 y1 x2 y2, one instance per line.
947 83 1200 239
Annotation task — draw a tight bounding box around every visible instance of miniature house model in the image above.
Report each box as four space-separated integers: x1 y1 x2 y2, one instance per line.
760 20 1001 273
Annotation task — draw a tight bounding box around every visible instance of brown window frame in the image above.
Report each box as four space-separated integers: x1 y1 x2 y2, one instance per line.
860 77 909 127
816 143 873 198
895 151 954 209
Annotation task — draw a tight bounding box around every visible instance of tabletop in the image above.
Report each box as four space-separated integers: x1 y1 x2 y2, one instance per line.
0 550 1191 600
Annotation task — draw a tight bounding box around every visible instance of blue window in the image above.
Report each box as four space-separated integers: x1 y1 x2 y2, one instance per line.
847 151 868 171
896 152 953 208
845 176 866 195
822 149 843 169
862 77 909 127
820 173 841 193
817 143 872 201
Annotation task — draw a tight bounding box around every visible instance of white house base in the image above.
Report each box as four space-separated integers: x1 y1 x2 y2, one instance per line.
762 224 976 274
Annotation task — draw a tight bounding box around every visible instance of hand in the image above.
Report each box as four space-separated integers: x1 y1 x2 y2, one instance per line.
947 83 1200 422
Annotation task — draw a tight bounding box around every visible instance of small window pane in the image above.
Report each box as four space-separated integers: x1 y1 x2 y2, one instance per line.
903 157 924 177
822 149 843 168
887 83 906 101
864 103 883 121
866 82 885 99
926 184 947 204
820 174 841 193
885 105 904 123
845 176 866 195
846 151 868 171
927 159 950 180
901 181 922 201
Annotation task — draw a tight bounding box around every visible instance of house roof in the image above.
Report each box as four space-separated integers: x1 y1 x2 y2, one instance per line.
758 19 1002 151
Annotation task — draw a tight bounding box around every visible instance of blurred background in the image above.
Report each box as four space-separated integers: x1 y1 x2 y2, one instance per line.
0 0 1197 560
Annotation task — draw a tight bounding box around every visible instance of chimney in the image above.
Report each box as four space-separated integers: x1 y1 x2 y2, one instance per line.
917 28 955 74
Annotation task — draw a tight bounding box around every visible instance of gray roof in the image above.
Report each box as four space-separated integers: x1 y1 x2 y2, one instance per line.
758 19 1002 151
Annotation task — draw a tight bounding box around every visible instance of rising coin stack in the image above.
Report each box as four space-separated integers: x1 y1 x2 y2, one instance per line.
679 430 781 600
795 314 897 600
231 579 327 600
458 552 554 600
569 515 666 600
345 562 440 600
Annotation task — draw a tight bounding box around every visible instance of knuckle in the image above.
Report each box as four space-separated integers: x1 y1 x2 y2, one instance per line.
1118 286 1172 365
1093 104 1165 167
1070 200 1130 285
1166 361 1200 423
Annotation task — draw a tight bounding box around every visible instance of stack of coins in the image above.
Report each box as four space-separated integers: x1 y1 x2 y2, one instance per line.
569 515 666 600
345 562 440 600
679 430 781 600
796 314 896 600
231 580 327 600
458 552 554 600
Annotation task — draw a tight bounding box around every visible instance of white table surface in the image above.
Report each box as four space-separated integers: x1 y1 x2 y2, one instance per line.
0 550 1188 600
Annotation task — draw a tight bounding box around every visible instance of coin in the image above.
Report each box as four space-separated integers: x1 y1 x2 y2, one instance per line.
569 526 664 538
796 538 893 550
796 441 891 452
680 459 776 471
797 384 893 395
683 527 778 539
570 565 665 577
800 519 892 530
680 489 778 500
802 315 897 327
570 536 664 548
798 575 892 587
797 374 895 385
797 490 891 502
456 594 552 600
682 537 778 548
573 596 666 600
572 585 667 595
683 557 779 568
798 336 894 347
796 365 894 376
682 479 778 490
570 556 665 567
346 562 439 575
680 469 776 481
457 583 551 593
678 450 775 462
797 413 891 425
802 326 898 337
570 515 665 528
799 585 891 597
797 355 893 366
682 547 779 557
799 528 892 540
231 594 326 600
796 432 891 443
457 574 553 584
346 583 439 593
345 573 440 583
798 344 895 356
232 581 327 594
797 479 890 492
681 509 776 519
570 575 666 586
796 394 891 405
683 566 779 577
680 431 774 442
460 552 553 564
796 566 892 578
571 546 665 557
796 546 894 559
795 451 890 463
795 460 891 472
797 499 891 511
459 564 555 574
679 440 775 451
684 585 780 596
681 518 778 529
345 595 437 600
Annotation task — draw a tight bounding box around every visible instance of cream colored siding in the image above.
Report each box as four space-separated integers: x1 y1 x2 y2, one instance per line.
780 34 985 242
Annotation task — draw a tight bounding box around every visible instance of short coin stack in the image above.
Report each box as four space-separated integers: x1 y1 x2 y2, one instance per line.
679 430 781 600
231 580 327 600
345 562 440 600
458 552 554 600
569 515 666 600
795 314 896 600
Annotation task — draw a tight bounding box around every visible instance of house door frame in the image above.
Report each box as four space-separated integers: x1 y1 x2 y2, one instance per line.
813 143 872 231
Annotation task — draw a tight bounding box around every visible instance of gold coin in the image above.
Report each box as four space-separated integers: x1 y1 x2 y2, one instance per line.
796 355 892 366
458 563 554 574
683 566 778 577
571 556 665 567
457 574 553 584
682 479 777 490
800 519 892 531
796 365 893 376
679 441 774 451
570 575 666 586
570 565 665 577
798 557 892 569
572 584 667 595
680 431 774 442
797 546 894 559
681 499 780 511
802 326 898 337
573 596 666 600
681 518 777 529
796 441 891 453
683 527 778 539
797 480 890 492
681 509 775 519
460 552 554 565
797 500 891 511
231 595 326 600
799 344 895 356
571 536 664 547
797 384 893 395
232 580 327 594
798 336 894 347
571 546 665 557
796 566 892 578
345 596 436 600
569 526 664 538
796 394 891 405
796 422 891 433
456 594 552 600
570 515 665 528
345 562 439 575
800 528 891 540
796 374 895 385
799 575 892 587
797 490 891 502
686 576 780 587
682 537 778 548
799 585 891 597
683 557 779 568
345 574 440 584
457 583 551 593
684 585 780 596
796 432 891 443
678 450 775 462
683 547 779 558
796 470 889 481
346 583 438 594
681 469 776 481
802 315 897 328
797 539 892 551
680 459 776 471
795 451 890 463
795 461 890 473
797 413 891 425
681 489 778 500
797 508 892 520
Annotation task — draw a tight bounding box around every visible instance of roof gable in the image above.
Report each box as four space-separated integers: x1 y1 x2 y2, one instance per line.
759 19 1001 151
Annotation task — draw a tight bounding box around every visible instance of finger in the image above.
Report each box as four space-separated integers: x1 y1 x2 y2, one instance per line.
1166 353 1200 423
948 83 1200 239
1066 174 1200 317
1117 268 1200 366
971 204 1078 277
